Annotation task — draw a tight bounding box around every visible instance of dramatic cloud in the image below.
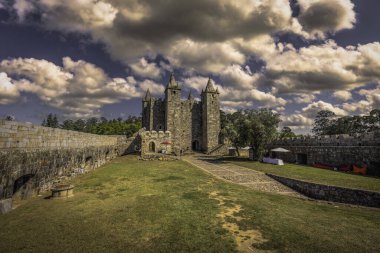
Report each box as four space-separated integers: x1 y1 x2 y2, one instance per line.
298 0 356 36
130 58 162 79
2 0 378 131
333 90 352 101
302 100 347 118
0 57 164 117
281 114 314 127
262 41 380 95
220 65 259 90
0 72 20 104
167 40 245 73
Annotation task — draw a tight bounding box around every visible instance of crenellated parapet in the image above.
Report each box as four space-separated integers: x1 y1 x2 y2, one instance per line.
140 130 172 155
268 131 380 176
272 132 380 147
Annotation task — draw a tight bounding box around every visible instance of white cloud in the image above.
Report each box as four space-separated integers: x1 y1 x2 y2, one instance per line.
0 72 20 104
281 114 314 127
130 58 162 79
302 100 347 118
220 64 259 89
292 93 316 104
262 41 380 94
0 57 164 118
333 90 352 101
167 39 245 74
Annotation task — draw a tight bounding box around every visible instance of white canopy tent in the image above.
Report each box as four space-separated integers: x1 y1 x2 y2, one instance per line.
270 148 290 153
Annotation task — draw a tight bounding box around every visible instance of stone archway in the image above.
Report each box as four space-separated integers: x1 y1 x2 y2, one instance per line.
192 140 200 151
13 174 35 200
149 142 156 153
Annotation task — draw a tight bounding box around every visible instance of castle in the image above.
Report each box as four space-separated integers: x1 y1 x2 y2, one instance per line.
142 74 221 153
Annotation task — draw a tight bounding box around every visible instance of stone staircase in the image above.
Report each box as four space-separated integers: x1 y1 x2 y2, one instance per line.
207 144 228 156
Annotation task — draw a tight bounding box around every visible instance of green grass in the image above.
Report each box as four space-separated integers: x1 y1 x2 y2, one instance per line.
224 157 380 192
0 156 379 253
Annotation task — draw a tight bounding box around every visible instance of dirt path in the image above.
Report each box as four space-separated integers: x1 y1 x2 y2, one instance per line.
184 155 303 197
209 191 274 253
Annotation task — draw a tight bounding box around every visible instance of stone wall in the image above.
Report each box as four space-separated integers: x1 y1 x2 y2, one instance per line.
140 130 172 156
0 120 136 213
267 174 380 208
270 132 380 176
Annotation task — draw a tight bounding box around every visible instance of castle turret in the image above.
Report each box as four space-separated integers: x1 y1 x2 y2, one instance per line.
202 78 220 152
165 73 182 147
188 90 194 101
142 89 154 130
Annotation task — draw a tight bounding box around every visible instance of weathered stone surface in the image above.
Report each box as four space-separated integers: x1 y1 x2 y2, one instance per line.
0 120 139 206
270 132 380 176
0 198 12 214
267 174 380 208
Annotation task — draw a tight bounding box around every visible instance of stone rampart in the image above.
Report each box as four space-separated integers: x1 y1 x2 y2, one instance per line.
270 132 380 176
0 120 137 213
267 174 380 208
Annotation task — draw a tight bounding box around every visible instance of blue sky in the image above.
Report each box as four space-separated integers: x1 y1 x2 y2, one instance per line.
0 0 379 133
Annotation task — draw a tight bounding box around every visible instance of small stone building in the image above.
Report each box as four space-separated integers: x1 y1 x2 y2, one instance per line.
140 130 172 154
141 74 222 154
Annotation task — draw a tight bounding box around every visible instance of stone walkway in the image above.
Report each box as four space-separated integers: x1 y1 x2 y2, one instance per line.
184 155 303 197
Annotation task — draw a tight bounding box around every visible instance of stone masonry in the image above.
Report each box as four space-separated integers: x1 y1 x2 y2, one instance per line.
270 132 380 176
142 74 222 154
0 120 137 213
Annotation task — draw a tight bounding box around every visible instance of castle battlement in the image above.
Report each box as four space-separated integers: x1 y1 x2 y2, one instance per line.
273 131 380 147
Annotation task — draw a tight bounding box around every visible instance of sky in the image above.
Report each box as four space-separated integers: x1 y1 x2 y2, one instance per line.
0 0 379 133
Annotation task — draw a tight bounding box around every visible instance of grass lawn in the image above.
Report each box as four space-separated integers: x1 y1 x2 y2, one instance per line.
224 157 380 192
0 155 379 253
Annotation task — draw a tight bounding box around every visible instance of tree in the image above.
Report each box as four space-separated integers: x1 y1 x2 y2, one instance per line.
312 109 380 135
220 112 246 156
279 127 296 138
42 114 142 136
312 110 336 135
245 109 281 160
221 109 280 159
44 113 59 128
4 115 15 121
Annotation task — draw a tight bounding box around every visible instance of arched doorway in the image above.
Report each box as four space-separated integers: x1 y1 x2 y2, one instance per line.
13 174 35 200
192 140 200 151
149 142 156 152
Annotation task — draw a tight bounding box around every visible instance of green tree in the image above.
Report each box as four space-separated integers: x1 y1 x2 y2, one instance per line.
312 110 336 135
44 113 59 128
245 109 281 160
279 126 296 138
220 112 246 156
221 109 280 159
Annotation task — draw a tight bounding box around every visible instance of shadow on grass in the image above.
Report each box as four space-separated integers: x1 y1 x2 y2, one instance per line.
153 176 185 182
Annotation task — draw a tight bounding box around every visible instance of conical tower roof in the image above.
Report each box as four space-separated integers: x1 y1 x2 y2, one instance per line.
205 78 216 92
144 88 151 101
188 90 194 100
167 72 179 89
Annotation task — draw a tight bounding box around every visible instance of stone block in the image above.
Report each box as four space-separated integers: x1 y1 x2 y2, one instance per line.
0 198 12 214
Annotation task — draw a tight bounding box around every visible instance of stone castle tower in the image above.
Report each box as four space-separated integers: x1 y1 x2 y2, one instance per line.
142 74 221 153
